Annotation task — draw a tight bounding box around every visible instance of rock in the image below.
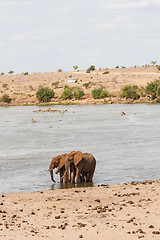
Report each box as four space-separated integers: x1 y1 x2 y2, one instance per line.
79 235 83 238
152 231 160 234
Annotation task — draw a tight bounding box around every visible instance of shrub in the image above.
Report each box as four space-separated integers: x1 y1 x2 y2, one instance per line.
73 65 78 71
157 66 160 71
83 81 95 89
36 88 54 102
1 93 12 103
57 69 63 73
151 61 157 66
24 72 29 75
115 66 119 68
61 86 73 99
8 70 14 74
88 65 96 71
92 88 109 99
73 87 84 100
121 85 140 99
138 87 146 97
52 81 59 88
145 79 160 99
1 72 5 75
103 71 109 74
156 97 160 103
2 83 8 88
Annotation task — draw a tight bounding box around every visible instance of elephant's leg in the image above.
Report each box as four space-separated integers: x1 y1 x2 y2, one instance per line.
71 168 76 183
86 173 90 182
88 171 94 182
60 170 63 183
80 173 85 182
76 168 81 183
64 172 68 183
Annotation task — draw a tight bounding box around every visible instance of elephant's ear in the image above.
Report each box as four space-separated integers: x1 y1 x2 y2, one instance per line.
74 151 83 166
56 155 65 174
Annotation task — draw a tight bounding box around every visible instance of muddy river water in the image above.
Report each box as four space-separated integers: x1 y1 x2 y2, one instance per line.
0 104 160 193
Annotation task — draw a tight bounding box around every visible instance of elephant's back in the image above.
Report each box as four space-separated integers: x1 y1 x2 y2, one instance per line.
83 153 96 165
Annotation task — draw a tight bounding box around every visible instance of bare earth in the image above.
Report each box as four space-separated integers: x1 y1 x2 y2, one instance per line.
1 180 160 239
0 66 160 105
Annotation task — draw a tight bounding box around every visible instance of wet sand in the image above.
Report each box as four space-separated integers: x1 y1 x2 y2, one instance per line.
1 180 160 239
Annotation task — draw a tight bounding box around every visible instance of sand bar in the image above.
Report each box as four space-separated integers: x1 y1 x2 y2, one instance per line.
1 180 160 239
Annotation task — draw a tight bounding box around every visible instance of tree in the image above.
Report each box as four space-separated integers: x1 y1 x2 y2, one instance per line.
8 70 14 74
61 86 73 100
121 85 140 99
92 88 109 99
73 87 84 100
73 65 78 71
1 93 12 103
145 79 160 99
88 65 96 71
151 61 157 66
36 88 54 102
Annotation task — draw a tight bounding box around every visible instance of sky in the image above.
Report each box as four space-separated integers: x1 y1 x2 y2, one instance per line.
0 0 160 74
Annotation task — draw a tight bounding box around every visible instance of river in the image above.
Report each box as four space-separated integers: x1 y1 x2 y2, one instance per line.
0 104 160 193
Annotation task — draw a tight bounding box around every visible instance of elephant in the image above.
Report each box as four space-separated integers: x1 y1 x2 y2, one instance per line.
48 154 67 183
64 151 96 183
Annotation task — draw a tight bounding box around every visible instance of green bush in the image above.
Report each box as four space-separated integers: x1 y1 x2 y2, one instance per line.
24 72 29 75
73 87 84 100
61 86 84 100
88 65 96 71
145 79 160 99
156 97 160 103
61 86 73 99
121 85 140 99
138 87 146 97
103 71 109 74
8 70 14 74
157 66 160 71
52 81 59 88
1 72 5 75
2 83 8 88
1 93 12 103
92 88 109 99
83 81 95 89
36 88 54 102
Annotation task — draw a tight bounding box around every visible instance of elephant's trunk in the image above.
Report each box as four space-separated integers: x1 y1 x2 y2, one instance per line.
50 169 55 182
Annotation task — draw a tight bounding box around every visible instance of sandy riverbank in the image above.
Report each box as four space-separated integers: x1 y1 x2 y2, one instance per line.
0 66 160 106
1 180 160 239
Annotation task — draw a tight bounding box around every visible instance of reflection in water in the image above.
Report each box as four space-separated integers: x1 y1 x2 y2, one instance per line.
51 182 95 190
0 104 160 194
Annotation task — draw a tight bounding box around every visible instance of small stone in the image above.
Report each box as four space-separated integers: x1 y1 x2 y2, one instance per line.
79 235 83 238
152 231 160 235
149 225 154 228
55 215 60 219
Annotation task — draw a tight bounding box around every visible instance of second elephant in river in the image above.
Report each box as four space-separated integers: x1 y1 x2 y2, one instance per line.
64 151 96 183
48 153 75 183
48 154 67 183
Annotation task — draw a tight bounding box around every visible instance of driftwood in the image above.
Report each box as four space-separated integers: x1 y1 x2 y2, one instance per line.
33 108 67 114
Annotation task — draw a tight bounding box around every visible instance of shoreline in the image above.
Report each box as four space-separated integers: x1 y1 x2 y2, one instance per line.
0 98 157 107
1 179 160 239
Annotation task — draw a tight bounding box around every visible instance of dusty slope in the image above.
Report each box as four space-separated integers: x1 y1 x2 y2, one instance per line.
0 66 160 105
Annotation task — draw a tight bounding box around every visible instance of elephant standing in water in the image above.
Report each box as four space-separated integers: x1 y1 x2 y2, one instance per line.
64 151 96 183
48 154 67 183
